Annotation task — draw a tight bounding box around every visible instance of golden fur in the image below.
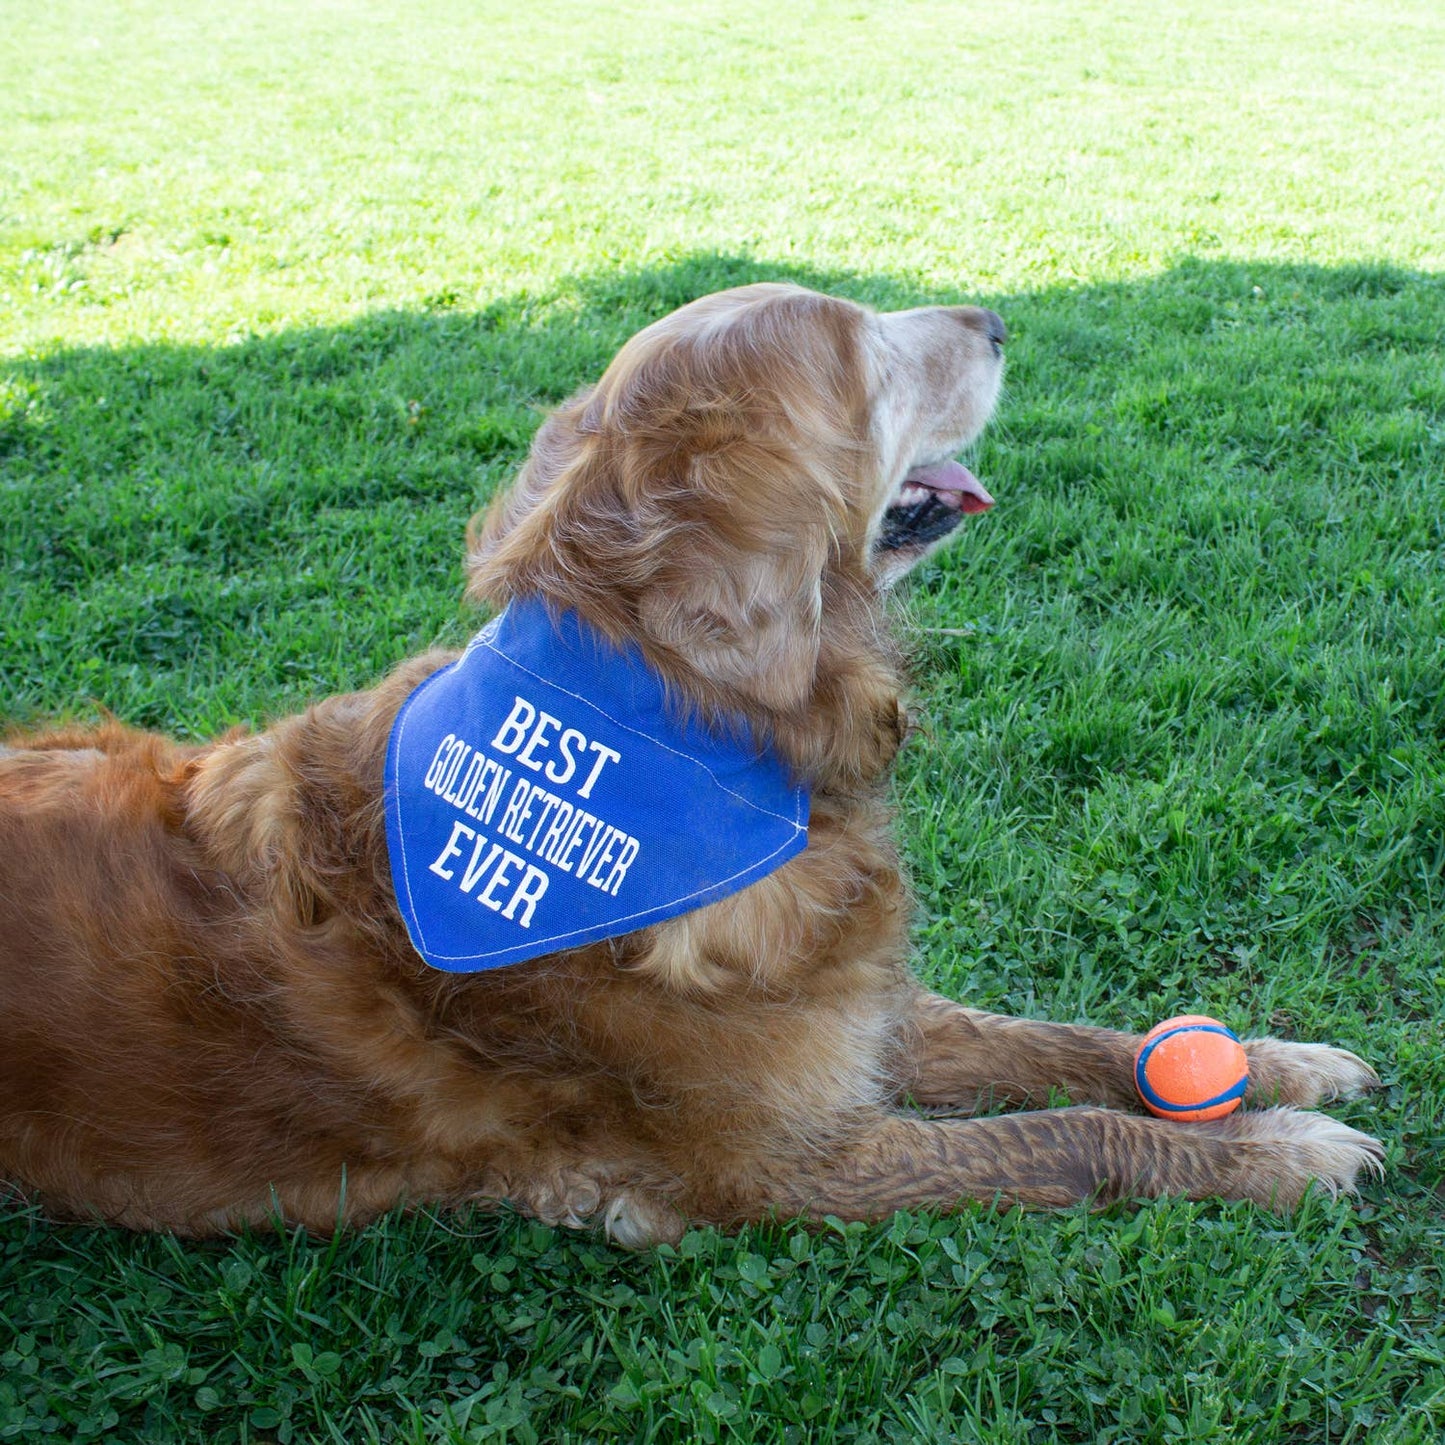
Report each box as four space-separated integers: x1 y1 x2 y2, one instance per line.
0 284 1382 1241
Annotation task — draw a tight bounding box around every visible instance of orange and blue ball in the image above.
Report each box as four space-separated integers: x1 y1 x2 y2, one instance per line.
1134 1014 1249 1122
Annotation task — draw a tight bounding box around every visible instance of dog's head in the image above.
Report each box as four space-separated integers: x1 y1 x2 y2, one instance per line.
467 284 1004 784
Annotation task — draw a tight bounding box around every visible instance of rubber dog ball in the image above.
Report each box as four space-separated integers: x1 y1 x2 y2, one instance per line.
1134 1014 1249 1121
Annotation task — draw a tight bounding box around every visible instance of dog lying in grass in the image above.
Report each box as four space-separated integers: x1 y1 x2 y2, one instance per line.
0 284 1382 1242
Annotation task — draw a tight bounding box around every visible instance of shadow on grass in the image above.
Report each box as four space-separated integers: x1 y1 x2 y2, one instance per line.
0 251 1440 732
0 256 1442 1441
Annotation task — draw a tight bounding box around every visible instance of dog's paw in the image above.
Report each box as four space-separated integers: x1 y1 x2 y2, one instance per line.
602 1189 686 1249
1213 1107 1385 1209
1243 1037 1381 1108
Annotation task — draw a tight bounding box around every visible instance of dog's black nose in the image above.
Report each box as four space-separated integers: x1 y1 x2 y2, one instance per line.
956 306 1007 352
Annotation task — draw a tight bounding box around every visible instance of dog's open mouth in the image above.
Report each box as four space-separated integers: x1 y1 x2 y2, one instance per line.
876 459 995 552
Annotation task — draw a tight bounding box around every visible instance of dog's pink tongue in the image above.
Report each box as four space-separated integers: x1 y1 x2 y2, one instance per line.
907 459 995 514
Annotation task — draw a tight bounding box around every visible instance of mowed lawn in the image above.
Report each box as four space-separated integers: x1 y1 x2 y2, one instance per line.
2 1 1443 1440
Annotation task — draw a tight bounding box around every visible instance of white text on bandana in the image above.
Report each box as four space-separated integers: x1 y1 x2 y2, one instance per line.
384 600 810 971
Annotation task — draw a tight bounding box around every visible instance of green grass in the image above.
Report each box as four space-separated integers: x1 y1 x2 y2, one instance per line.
2 0 1443 1440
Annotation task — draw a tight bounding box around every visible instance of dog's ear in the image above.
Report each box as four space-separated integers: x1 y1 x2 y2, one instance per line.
465 286 902 779
469 402 843 715
637 404 853 714
469 293 867 711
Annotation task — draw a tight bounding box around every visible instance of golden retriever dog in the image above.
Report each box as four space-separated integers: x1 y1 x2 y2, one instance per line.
0 284 1382 1243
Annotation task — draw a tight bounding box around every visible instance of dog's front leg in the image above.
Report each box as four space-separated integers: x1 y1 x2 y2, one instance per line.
899 992 1143 1112
901 992 1381 1114
773 1106 1381 1219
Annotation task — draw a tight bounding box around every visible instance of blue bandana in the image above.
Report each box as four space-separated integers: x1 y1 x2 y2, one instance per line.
384 597 810 972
